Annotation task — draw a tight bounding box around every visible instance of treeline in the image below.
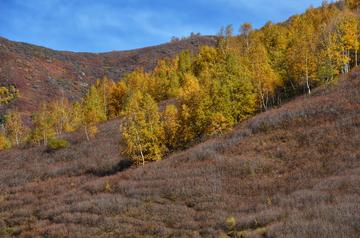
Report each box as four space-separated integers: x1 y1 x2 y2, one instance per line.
225 0 360 108
0 79 111 150
1 1 360 164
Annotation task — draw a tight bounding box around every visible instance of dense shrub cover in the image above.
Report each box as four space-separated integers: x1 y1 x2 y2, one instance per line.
0 68 359 238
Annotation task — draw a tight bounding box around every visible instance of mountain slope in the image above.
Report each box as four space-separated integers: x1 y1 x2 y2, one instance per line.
1 68 359 237
0 36 217 112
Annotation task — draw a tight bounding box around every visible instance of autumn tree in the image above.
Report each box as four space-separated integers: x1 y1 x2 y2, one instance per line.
224 54 256 120
30 103 56 145
48 98 75 135
124 69 156 98
95 76 116 118
121 91 166 165
177 51 192 77
107 80 128 118
192 46 256 134
240 23 253 49
162 104 180 149
344 0 360 9
80 85 107 141
69 102 84 131
319 11 359 80
206 112 232 136
0 85 19 105
152 58 180 99
4 110 27 146
218 24 234 39
225 24 234 38
0 133 11 150
336 11 359 70
318 26 341 81
242 31 282 109
261 22 288 81
286 16 319 94
177 73 209 143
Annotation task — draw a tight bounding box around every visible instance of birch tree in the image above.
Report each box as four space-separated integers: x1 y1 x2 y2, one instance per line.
121 91 165 165
286 16 318 94
5 110 27 146
81 85 107 141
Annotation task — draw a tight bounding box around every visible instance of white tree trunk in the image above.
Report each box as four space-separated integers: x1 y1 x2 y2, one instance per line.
84 126 90 141
103 83 107 117
356 49 358 67
305 55 311 95
135 129 145 166
43 130 47 146
15 132 19 146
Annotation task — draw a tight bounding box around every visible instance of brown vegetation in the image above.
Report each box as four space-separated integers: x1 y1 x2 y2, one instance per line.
0 68 359 237
0 35 217 113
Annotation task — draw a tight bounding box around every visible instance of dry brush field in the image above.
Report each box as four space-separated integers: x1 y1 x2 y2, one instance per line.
1 71 360 237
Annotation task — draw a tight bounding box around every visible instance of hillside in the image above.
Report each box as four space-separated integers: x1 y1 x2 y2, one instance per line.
0 36 217 113
1 2 360 238
1 67 359 237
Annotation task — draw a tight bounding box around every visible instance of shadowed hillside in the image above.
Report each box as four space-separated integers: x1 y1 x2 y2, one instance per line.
0 36 217 113
1 66 359 237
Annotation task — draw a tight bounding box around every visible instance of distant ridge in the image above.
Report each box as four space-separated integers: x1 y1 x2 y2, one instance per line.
0 35 217 113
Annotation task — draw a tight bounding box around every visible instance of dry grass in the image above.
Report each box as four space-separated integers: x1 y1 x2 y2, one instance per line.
0 72 360 237
0 36 217 113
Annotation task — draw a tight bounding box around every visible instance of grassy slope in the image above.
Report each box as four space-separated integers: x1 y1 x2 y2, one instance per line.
0 36 217 113
0 69 360 237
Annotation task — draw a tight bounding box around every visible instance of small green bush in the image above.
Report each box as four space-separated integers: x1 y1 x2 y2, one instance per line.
0 134 11 150
226 216 236 231
0 226 16 237
47 138 70 151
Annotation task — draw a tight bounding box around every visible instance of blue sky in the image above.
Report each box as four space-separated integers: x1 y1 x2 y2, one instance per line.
0 0 324 52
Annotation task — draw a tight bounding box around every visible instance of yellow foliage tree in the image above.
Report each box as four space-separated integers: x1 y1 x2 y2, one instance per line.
261 22 288 82
124 69 156 98
81 85 107 141
206 112 232 136
286 16 318 94
4 110 27 146
108 80 128 118
95 76 116 118
0 85 19 105
0 133 11 150
121 91 166 165
344 0 360 9
319 11 359 80
162 104 180 149
30 103 56 145
336 11 359 70
246 31 282 108
152 58 180 99
49 98 74 134
177 73 209 143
